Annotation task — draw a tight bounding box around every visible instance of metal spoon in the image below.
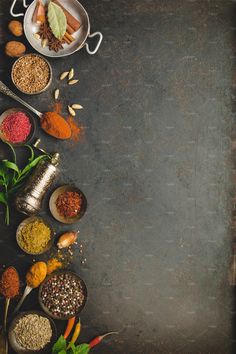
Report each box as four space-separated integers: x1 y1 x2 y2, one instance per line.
0 81 42 118
13 285 33 314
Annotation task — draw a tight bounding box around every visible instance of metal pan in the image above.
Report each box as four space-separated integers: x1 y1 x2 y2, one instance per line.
10 0 103 57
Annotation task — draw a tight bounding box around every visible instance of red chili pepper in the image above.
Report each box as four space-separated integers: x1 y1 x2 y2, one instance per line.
64 317 76 339
89 332 118 349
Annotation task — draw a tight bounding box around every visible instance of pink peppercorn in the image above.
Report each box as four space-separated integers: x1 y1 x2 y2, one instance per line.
1 111 32 143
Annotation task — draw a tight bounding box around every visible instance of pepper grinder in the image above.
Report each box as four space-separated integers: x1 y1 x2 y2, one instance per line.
15 139 60 215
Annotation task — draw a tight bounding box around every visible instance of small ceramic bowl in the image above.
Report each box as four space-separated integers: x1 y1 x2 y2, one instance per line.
0 108 36 146
38 270 88 320
49 185 87 224
8 310 57 354
11 53 52 95
16 216 55 255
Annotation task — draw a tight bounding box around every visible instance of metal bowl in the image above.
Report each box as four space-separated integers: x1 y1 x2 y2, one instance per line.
11 53 52 95
38 270 87 320
49 185 87 224
16 216 55 255
23 0 102 57
8 310 57 354
0 108 36 146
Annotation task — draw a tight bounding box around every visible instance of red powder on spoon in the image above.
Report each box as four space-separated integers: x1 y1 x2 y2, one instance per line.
1 111 32 143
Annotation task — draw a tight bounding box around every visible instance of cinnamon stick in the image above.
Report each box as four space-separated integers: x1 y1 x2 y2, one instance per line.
63 32 75 44
53 0 81 32
67 24 75 35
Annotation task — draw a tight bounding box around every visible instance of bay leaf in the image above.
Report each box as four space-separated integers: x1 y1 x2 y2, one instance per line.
48 1 67 40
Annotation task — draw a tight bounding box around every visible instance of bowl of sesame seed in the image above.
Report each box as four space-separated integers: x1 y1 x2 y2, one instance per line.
38 270 87 320
11 53 52 95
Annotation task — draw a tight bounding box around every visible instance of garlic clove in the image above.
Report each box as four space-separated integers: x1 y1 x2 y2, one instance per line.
57 231 79 249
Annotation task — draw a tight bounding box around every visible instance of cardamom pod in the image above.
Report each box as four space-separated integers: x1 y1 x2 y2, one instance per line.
72 104 83 110
68 68 74 80
68 79 79 85
68 105 76 116
60 71 69 80
54 89 59 100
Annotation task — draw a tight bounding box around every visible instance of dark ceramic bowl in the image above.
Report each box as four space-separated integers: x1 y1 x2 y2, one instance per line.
0 108 36 147
16 216 55 255
38 270 87 320
49 185 87 224
8 310 57 354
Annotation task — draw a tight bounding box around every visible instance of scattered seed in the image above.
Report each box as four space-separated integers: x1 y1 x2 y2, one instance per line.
68 79 79 85
68 68 74 80
68 105 76 116
60 71 69 80
42 39 47 48
72 104 83 110
33 33 40 40
54 89 59 100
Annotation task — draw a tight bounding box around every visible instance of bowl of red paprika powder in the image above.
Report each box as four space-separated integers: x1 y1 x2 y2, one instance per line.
0 108 36 146
49 185 87 224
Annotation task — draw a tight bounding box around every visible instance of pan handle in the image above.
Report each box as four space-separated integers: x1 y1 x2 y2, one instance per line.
85 32 103 55
10 0 29 17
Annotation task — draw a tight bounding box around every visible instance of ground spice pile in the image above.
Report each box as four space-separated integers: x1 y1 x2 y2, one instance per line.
13 314 52 350
1 111 31 143
18 219 51 254
41 111 71 139
56 191 82 218
0 267 19 298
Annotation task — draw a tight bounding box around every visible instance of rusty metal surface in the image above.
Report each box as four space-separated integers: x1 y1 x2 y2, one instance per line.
0 0 235 353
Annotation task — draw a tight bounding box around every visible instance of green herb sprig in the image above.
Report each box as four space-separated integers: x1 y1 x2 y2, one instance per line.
52 335 90 354
0 142 49 225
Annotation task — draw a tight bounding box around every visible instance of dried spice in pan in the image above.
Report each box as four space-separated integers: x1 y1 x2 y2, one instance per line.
0 111 31 143
56 191 82 218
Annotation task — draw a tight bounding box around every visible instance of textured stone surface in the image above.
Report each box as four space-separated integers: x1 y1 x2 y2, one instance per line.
0 0 235 353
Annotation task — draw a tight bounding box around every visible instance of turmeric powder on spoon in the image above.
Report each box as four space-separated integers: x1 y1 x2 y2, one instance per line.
41 111 71 139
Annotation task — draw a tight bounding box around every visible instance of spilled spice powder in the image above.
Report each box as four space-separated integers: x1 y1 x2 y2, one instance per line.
67 115 81 142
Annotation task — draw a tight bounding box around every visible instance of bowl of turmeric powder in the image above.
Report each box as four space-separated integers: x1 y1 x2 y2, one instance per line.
16 216 55 255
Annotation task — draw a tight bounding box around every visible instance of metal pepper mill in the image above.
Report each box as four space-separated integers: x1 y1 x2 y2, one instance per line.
15 139 60 215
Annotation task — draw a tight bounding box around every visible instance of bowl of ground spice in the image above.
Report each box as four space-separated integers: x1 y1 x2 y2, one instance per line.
8 311 57 353
0 108 35 146
49 185 87 224
16 216 55 255
11 53 52 95
39 270 87 320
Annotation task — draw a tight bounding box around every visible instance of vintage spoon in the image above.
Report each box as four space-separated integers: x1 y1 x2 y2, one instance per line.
13 285 33 314
0 81 71 139
0 81 42 118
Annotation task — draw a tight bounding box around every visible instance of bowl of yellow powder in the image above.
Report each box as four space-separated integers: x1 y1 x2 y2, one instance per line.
16 216 55 255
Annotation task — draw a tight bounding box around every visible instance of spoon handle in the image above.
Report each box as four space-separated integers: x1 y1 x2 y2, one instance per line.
14 285 32 314
0 81 42 118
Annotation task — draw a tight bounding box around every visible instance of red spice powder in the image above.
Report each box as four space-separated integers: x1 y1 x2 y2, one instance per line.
1 111 31 143
56 191 82 218
0 267 20 298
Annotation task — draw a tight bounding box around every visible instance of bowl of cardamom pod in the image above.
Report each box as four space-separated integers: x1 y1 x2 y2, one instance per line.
16 216 55 255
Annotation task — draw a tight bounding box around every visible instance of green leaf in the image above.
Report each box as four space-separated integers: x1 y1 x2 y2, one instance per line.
48 1 67 40
4 141 16 163
2 160 19 174
0 192 7 205
74 344 90 354
58 351 67 354
52 336 67 354
20 155 48 177
25 144 35 162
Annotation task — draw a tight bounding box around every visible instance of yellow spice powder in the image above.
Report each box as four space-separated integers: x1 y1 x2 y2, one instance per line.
18 220 51 253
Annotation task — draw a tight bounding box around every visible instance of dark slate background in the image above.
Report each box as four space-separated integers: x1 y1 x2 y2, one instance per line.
0 0 235 353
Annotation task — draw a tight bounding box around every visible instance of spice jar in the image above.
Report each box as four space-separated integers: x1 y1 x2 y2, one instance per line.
15 140 60 215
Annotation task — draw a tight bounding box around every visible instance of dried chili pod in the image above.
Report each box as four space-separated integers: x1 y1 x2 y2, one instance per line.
57 231 79 249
